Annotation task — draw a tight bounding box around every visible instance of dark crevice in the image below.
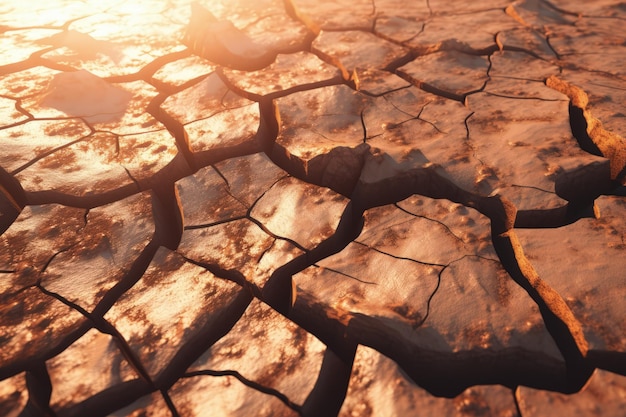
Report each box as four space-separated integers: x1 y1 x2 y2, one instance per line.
184 369 301 414
515 202 599 228
547 76 626 183
39 247 74 274
301 345 356 417
192 140 264 178
463 111 489 167
11 132 92 175
152 283 254 391
0 320 92 381
314 264 377 285
395 69 480 103
5 95 34 118
246 175 288 214
483 90 563 101
0 166 26 234
502 43 554 61
0 52 51 76
151 183 184 250
262 201 365 315
57 379 152 417
308 46 351 81
142 281 255 393
37 284 155 387
106 49 192 84
247 214 309 254
382 50 418 73
215 175 251 211
393 202 465 242
265 76 347 101
491 231 593 392
425 0 432 16
11 111 33 125
419 262 445 329
210 164 230 189
257 97 368 197
415 104 446 134
24 182 141 208
256 238 277 265
146 95 196 172
178 255 259 296
394 70 442 99
373 18 426 47
587 350 626 376
539 0 584 19
183 215 248 231
353 240 447 268
359 109 367 142
544 34 563 61
291 290 571 397
513 386 524 417
92 240 160 318
567 104 603 156
22 362 56 417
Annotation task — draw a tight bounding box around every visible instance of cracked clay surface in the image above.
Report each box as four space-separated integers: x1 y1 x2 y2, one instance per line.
1 0 625 416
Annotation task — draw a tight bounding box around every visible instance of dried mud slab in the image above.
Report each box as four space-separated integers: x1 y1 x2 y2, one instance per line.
516 196 626 371
1 1 625 416
221 51 343 98
46 329 138 412
340 346 519 417
517 369 626 417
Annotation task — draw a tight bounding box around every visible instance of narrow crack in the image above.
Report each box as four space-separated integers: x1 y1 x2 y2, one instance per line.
92 240 159 318
312 263 378 285
393 202 465 242
352 239 447 268
39 247 73 274
483 90 564 101
247 215 310 255
10 131 92 175
360 109 367 142
178 255 258 295
122 165 141 190
513 386 524 417
160 389 181 417
418 262 445 329
544 33 563 61
183 370 302 414
37 283 155 386
183 215 248 231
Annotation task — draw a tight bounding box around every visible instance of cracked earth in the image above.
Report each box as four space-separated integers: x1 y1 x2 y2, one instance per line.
1 0 625 416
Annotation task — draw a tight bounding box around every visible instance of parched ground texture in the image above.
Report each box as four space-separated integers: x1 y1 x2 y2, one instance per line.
1 0 625 416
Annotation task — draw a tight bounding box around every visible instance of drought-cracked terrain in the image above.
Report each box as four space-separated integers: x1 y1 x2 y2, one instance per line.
1 0 625 416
